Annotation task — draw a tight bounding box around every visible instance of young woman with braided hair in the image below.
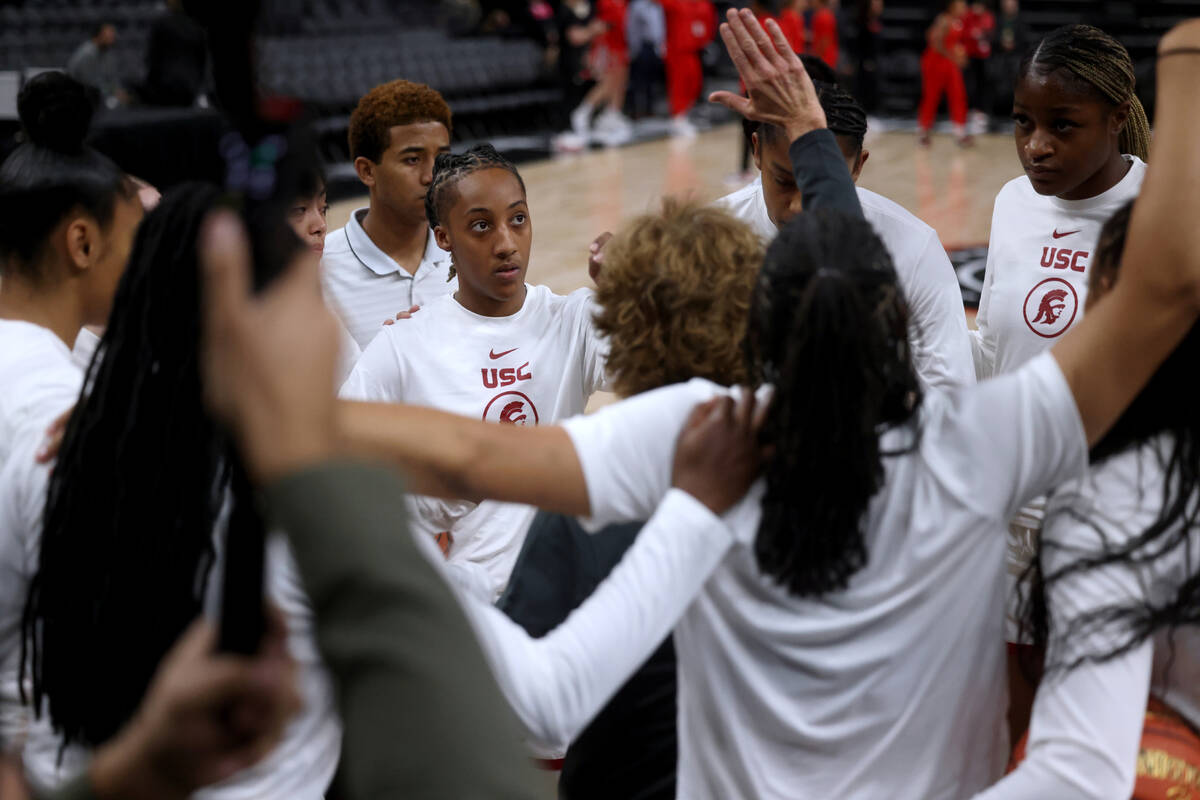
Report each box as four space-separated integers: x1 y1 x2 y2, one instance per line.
334 12 1200 797
719 55 975 391
340 144 609 602
978 201 1200 799
969 26 1152 723
8 184 342 798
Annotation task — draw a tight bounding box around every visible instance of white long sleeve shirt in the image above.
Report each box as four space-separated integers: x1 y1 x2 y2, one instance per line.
970 157 1146 380
461 352 1086 799
341 286 609 600
976 436 1200 800
716 179 976 392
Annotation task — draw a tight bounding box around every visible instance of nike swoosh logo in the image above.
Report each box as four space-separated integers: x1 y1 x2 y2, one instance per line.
1052 229 1081 239
489 348 518 359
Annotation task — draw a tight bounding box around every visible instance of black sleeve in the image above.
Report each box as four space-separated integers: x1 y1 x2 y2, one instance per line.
788 129 864 220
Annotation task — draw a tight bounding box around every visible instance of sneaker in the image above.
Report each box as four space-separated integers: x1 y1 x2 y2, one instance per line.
918 131 932 147
570 104 593 137
595 108 633 135
670 114 697 139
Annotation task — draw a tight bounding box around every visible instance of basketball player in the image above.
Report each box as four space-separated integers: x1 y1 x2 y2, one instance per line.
970 25 1150 728
660 0 716 137
321 79 454 349
716 67 975 390
340 145 609 601
917 0 970 146
979 202 1200 798
333 13 1200 797
809 0 838 69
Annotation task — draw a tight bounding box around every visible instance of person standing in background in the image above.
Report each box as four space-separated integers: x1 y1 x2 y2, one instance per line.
572 0 634 144
66 22 126 108
917 0 970 147
994 0 1027 114
854 0 884 116
660 0 716 138
626 0 666 119
809 0 839 70
140 0 207 108
963 1 996 131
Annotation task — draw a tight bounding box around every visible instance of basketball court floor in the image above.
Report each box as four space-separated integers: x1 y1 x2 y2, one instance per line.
328 124 1019 408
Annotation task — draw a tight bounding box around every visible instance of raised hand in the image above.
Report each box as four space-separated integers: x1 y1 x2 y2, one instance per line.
708 8 827 142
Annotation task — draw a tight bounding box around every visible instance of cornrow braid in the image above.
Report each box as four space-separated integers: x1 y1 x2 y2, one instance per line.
1021 24 1151 161
757 81 869 154
424 144 527 281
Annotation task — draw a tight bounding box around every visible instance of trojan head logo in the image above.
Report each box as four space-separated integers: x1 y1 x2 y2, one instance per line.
483 391 540 426
1023 278 1079 339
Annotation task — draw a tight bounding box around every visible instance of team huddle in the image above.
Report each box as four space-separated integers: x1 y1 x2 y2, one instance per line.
1 7 1199 800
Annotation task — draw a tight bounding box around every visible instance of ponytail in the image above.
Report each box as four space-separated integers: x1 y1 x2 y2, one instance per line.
746 210 920 597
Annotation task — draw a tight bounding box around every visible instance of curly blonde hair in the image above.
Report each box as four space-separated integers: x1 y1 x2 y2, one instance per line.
594 200 764 398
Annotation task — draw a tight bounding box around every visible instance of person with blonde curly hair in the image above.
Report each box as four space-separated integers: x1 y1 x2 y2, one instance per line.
495 199 761 799
321 79 456 349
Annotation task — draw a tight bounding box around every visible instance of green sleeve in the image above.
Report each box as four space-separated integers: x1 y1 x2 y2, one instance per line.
262 461 539 799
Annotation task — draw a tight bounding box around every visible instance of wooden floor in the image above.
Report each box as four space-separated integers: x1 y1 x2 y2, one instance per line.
329 123 1020 410
329 122 1023 296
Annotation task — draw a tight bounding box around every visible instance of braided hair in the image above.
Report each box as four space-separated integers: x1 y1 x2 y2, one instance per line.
751 55 869 157
424 144 527 280
745 209 921 597
20 184 264 749
1020 25 1151 161
1019 201 1200 673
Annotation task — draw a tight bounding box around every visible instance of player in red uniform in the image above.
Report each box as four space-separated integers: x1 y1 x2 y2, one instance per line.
660 0 716 137
809 0 838 69
918 0 971 147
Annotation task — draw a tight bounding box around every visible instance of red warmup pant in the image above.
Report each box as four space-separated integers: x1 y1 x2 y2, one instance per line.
666 50 703 117
918 51 967 131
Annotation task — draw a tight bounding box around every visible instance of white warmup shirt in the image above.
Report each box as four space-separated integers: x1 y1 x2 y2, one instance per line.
470 352 1086 800
341 285 609 600
0 323 342 800
970 156 1146 639
976 436 1200 800
717 179 975 391
971 156 1146 379
322 208 456 350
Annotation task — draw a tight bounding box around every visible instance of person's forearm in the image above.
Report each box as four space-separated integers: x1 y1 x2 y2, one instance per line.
1051 29 1200 445
788 129 864 219
337 400 590 515
263 461 537 799
462 489 733 748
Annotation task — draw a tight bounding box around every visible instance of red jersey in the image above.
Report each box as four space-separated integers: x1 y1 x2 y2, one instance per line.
811 7 838 69
963 7 995 59
662 0 715 54
596 0 628 57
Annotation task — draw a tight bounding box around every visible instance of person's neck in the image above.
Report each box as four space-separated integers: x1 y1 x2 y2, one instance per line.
454 284 528 318
0 275 86 348
361 202 430 276
1058 152 1131 202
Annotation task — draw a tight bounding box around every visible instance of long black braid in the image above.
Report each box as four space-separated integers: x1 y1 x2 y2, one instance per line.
20 184 262 749
744 210 922 597
424 143 527 280
1019 201 1200 673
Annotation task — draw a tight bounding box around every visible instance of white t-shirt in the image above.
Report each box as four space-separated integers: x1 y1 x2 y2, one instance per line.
716 179 975 392
341 285 609 599
0 322 341 800
976 437 1200 799
971 156 1146 380
322 208 456 350
540 352 1085 800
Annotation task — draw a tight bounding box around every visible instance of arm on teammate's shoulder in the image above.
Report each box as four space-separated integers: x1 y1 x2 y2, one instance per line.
336 400 590 515
1050 22 1200 447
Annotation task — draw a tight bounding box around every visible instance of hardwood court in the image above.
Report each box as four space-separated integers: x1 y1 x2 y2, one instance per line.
328 124 1023 408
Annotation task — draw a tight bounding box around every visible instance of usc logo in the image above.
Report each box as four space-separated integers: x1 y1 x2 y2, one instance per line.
481 363 532 388
483 391 540 426
1040 247 1090 273
1023 278 1079 339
